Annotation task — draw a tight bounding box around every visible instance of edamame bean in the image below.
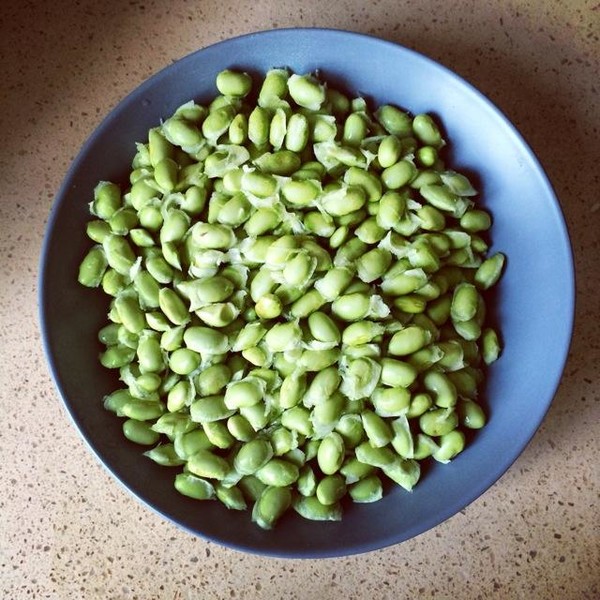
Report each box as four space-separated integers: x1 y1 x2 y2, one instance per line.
224 378 264 409
380 359 418 387
252 486 292 529
255 459 299 487
248 106 270 146
167 379 193 412
216 69 252 97
174 472 215 500
103 234 136 276
375 105 412 137
158 288 190 325
234 439 274 475
382 457 420 491
412 114 443 147
362 410 393 447
293 495 342 521
381 160 417 190
187 449 230 480
78 246 107 287
92 181 121 219
285 113 309 152
317 432 345 475
122 419 161 445
144 444 185 466
458 399 486 429
419 407 458 436
433 430 465 463
349 474 383 503
168 348 201 375
289 289 326 318
190 395 234 423
474 252 505 290
482 327 501 364
316 474 346 506
287 74 325 110
371 387 411 417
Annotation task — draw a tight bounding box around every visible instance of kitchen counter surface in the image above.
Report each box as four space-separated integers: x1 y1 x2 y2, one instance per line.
1 1 598 598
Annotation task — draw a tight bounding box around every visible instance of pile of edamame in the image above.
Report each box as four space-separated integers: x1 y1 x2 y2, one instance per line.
78 68 505 529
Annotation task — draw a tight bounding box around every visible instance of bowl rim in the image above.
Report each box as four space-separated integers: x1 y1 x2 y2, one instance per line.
38 27 576 558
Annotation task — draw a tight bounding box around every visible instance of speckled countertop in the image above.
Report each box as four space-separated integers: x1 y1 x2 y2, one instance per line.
1 0 598 598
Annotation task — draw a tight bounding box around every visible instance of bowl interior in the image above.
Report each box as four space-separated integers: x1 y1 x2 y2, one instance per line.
40 28 574 558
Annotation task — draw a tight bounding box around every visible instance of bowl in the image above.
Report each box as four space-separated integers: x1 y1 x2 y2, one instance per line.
39 28 575 558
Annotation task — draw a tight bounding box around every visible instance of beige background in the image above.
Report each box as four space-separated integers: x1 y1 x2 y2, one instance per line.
1 0 598 598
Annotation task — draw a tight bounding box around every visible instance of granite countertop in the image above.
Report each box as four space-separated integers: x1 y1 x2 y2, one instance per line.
1 1 598 598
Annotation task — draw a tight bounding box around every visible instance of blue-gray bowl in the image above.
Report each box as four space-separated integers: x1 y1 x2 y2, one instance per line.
39 28 575 558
